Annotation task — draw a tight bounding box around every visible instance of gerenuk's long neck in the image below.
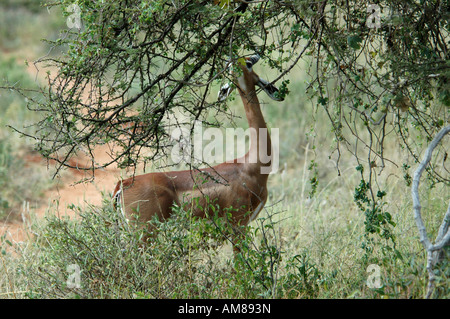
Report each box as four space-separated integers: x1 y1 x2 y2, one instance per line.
238 85 272 172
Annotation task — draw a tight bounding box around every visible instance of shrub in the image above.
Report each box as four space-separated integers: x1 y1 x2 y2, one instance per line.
16 196 309 299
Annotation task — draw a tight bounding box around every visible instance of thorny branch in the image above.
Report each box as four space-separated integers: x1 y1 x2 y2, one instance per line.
1 0 448 187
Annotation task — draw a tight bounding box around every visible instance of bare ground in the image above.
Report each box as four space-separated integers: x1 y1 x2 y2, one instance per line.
0 144 121 244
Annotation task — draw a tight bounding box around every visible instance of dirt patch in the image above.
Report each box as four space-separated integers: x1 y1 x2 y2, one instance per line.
0 144 121 244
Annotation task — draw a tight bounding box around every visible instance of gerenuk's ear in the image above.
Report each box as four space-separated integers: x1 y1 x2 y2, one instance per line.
246 54 260 68
218 82 232 101
256 78 284 101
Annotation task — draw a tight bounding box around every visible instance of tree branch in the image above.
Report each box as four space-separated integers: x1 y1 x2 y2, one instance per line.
411 124 450 298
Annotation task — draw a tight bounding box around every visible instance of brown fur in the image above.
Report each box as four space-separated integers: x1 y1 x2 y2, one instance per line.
113 58 280 251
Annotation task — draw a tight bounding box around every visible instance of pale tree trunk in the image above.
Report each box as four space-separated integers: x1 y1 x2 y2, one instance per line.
411 125 450 298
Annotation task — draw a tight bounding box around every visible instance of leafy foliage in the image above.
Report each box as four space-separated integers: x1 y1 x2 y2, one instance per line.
6 0 447 183
16 196 312 299
354 164 398 266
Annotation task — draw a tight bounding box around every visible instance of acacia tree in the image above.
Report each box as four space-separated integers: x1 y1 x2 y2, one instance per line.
11 0 447 174
3 0 449 277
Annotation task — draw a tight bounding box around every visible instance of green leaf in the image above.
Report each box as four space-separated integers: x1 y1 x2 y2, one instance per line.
347 35 363 50
318 96 328 105
376 191 386 199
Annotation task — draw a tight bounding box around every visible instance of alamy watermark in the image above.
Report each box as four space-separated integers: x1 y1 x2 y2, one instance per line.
67 264 81 289
66 3 386 33
66 4 82 30
366 3 402 30
171 121 280 174
366 264 382 289
366 4 381 29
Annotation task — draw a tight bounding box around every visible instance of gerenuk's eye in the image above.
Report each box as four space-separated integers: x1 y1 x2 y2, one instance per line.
246 62 252 69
